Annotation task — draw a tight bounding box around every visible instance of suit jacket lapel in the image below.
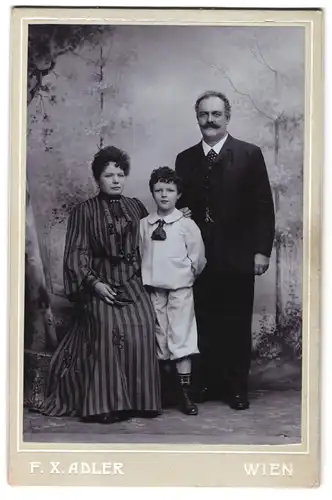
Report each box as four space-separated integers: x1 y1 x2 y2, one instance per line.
194 141 205 164
211 135 236 216
215 134 234 170
190 142 205 179
193 136 235 179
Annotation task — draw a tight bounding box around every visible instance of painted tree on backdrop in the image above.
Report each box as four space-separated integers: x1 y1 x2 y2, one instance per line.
37 32 137 292
208 39 303 358
25 24 106 408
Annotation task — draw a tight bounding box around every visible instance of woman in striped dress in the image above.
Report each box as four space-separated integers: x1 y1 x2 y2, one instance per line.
42 146 161 423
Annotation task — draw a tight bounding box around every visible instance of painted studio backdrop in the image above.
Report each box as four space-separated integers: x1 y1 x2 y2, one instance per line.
25 25 304 406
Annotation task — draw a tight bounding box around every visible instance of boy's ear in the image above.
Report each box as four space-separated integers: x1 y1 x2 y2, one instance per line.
177 193 182 201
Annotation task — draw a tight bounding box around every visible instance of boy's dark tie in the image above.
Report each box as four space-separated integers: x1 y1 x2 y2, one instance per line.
151 219 166 241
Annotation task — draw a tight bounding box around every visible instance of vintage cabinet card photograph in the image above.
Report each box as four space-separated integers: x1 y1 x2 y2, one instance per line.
7 6 323 487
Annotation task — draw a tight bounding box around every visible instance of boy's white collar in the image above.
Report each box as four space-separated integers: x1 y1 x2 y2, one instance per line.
147 208 184 225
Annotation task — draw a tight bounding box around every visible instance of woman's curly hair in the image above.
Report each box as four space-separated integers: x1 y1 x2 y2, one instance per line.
92 146 130 180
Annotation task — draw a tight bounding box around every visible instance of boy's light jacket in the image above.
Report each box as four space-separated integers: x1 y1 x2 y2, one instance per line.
140 208 206 290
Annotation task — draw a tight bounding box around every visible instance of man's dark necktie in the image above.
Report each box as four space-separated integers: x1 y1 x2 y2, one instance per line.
151 219 166 241
207 148 218 166
204 149 218 224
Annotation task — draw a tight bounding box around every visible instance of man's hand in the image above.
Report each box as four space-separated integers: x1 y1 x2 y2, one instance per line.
254 253 270 276
94 282 117 305
179 207 192 218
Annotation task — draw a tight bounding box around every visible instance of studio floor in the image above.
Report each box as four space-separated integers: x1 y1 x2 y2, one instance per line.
23 388 301 445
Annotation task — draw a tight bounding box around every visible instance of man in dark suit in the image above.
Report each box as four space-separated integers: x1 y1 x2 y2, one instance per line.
175 91 275 410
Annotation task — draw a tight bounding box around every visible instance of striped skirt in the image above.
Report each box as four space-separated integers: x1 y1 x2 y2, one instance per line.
42 292 161 417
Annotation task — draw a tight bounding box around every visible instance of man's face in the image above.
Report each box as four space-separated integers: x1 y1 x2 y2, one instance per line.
197 96 229 144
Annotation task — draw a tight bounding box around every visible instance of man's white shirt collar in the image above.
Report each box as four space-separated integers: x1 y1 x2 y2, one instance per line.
202 133 229 156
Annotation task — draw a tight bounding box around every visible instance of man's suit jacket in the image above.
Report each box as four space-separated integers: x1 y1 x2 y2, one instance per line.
175 134 275 274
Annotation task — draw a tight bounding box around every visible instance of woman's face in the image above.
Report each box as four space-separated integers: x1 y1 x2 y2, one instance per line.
98 162 126 196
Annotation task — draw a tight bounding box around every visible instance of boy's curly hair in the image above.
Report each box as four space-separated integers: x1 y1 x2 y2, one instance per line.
149 166 182 194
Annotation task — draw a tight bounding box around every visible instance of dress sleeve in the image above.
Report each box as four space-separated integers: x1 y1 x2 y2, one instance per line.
183 219 206 277
63 203 101 301
134 197 149 219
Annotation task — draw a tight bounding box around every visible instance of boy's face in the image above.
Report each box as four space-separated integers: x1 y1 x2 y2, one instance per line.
152 181 180 214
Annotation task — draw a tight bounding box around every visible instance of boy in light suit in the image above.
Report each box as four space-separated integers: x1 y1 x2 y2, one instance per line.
140 167 206 415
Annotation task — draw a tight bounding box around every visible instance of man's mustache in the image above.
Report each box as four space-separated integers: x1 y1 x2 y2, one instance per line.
202 122 220 129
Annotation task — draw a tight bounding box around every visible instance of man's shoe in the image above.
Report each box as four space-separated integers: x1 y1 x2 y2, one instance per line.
228 393 250 411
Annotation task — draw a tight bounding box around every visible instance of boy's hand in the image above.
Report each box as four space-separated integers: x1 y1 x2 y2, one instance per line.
254 253 269 275
191 264 197 278
180 207 192 218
